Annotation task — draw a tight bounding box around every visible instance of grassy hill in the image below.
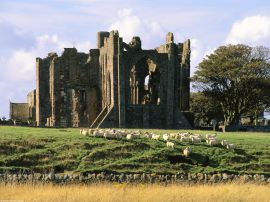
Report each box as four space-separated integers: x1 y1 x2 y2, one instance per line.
0 126 269 175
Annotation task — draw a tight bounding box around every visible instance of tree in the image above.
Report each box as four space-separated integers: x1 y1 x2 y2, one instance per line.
193 44 270 126
190 92 223 126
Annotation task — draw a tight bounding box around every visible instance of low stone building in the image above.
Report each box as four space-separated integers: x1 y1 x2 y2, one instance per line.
11 31 193 128
10 90 36 125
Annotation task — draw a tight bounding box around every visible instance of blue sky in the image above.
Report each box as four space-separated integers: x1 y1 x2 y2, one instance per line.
1 0 270 118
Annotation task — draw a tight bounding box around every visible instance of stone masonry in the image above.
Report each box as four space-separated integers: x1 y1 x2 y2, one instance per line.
12 31 193 128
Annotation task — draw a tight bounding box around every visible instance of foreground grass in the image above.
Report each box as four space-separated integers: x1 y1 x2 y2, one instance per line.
0 183 269 202
0 126 270 174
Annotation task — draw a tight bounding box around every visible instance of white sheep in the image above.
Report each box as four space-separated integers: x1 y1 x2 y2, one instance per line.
81 129 89 136
93 130 104 137
208 138 218 146
174 134 181 140
88 129 94 135
192 134 202 138
183 147 192 157
179 132 189 137
151 134 160 140
103 132 114 139
169 133 177 139
79 129 83 134
163 134 170 141
221 140 228 146
206 134 216 139
226 143 235 150
126 134 134 140
191 136 201 143
144 132 152 139
180 136 190 142
166 141 175 148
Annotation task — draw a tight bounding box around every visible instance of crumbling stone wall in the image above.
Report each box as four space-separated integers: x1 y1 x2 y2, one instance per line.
10 103 29 122
36 48 100 127
32 30 192 128
10 90 36 124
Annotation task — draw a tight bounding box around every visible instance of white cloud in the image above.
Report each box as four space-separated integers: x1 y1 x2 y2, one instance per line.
109 8 166 48
0 30 92 117
226 15 270 46
1 34 93 82
109 9 142 42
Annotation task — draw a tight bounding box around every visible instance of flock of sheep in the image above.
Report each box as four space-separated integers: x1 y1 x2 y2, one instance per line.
79 128 236 157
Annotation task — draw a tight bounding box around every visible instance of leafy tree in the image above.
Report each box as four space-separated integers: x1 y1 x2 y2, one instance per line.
193 44 270 126
190 92 223 126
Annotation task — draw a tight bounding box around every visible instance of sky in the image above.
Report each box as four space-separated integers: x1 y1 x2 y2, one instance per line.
1 0 270 118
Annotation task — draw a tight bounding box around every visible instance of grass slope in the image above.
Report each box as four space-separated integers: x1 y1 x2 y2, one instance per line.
0 126 269 175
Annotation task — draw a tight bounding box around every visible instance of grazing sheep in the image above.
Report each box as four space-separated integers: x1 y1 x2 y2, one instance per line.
226 143 235 150
163 134 170 141
183 147 192 157
174 134 181 140
169 133 177 139
93 130 104 137
88 129 94 135
166 141 174 148
79 129 83 134
221 140 228 146
152 134 160 140
126 134 134 140
179 132 189 137
144 132 152 139
132 133 141 139
208 138 218 146
103 132 115 139
81 129 89 136
192 134 202 138
180 136 190 142
191 136 201 143
206 134 216 139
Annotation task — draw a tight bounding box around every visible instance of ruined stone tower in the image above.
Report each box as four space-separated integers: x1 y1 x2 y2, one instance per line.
32 31 193 128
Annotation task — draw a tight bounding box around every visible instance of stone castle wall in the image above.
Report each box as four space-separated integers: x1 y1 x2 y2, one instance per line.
13 30 193 129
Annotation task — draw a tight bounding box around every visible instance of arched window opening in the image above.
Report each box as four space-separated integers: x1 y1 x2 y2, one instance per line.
129 57 160 105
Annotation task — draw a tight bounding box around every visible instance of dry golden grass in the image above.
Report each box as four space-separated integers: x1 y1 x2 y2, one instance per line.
0 183 269 202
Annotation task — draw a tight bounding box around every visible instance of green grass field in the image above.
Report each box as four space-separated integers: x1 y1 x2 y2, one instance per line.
0 126 269 175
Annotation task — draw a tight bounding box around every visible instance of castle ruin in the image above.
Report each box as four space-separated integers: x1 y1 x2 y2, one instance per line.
10 31 193 129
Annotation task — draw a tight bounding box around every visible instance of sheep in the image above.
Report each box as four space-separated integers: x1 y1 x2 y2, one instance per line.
183 147 192 157
132 130 140 134
126 134 134 140
144 132 152 139
208 138 218 146
174 134 181 140
221 140 228 146
226 143 235 150
163 134 170 141
79 129 83 134
93 130 104 137
132 132 141 139
206 134 216 139
180 136 190 142
169 133 178 139
103 132 115 139
81 129 89 136
191 136 201 143
117 130 127 138
166 141 174 148
88 129 95 135
192 134 202 138
179 132 189 137
152 134 160 140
